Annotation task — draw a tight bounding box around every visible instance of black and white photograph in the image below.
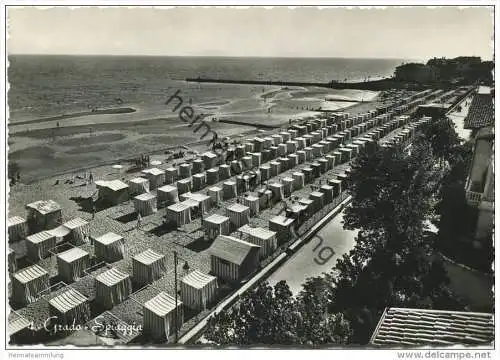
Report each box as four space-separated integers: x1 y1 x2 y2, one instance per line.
2 2 496 355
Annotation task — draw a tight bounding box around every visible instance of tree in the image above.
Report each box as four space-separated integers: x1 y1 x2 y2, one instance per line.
331 137 464 344
204 280 351 346
421 117 461 167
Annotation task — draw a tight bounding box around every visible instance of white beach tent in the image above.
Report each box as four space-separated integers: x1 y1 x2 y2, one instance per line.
166 202 192 227
57 247 90 283
48 288 91 327
143 292 184 342
12 264 50 306
128 177 150 196
132 249 166 286
26 230 57 261
95 267 132 310
157 185 179 208
94 232 125 263
180 270 218 311
8 216 28 243
225 203 251 230
141 168 166 189
238 225 277 260
134 192 157 216
203 214 231 241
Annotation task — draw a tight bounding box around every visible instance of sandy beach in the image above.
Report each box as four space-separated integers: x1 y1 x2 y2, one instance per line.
8 84 381 183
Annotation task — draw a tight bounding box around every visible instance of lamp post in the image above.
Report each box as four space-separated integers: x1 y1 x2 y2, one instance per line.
173 251 189 343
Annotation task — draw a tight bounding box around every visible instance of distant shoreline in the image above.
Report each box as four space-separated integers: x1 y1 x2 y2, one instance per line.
8 107 136 126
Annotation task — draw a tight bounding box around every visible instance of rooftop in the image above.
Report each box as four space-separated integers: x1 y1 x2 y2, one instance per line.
141 168 165 176
226 203 250 213
144 291 179 317
181 270 216 290
49 288 88 314
14 264 48 284
209 235 260 265
57 247 89 263
204 214 229 224
133 248 164 266
134 192 156 202
370 307 494 346
464 90 494 129
95 268 130 287
95 232 123 245
25 200 61 215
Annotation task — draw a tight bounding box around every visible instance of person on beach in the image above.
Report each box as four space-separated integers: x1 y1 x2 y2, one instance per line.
137 213 142 229
89 172 94 184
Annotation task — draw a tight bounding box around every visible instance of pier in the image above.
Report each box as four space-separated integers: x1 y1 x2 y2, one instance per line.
185 77 426 91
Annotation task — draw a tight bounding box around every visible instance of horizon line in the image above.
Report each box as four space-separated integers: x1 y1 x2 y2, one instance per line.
7 53 430 61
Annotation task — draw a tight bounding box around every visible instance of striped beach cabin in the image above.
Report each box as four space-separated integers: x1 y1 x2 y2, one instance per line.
238 225 277 260
94 232 125 263
12 264 50 306
209 235 260 283
180 270 218 311
8 216 28 243
49 288 91 327
25 200 62 233
143 292 183 342
95 268 132 310
26 230 57 261
132 249 166 286
57 247 90 283
128 177 150 196
203 214 231 241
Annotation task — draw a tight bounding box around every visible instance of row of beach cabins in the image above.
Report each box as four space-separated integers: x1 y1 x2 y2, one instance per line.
7 88 439 344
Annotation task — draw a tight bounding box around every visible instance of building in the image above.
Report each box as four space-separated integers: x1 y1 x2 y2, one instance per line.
370 307 494 346
180 270 218 311
25 200 62 233
209 235 260 282
463 86 494 243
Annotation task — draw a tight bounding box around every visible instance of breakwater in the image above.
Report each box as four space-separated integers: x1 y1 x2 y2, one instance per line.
217 118 280 129
186 77 424 91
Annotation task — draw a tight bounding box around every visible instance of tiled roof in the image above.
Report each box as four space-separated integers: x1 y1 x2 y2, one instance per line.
464 92 494 129
370 307 494 346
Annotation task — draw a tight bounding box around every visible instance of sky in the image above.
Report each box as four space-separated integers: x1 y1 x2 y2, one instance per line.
7 6 494 60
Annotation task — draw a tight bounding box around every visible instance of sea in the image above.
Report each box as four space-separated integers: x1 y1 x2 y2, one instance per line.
8 55 404 121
